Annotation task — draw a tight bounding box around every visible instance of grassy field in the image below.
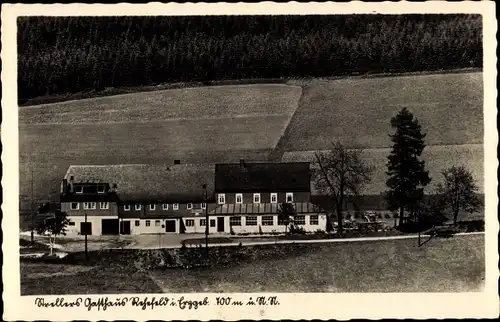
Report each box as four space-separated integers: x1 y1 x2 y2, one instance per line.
283 144 484 195
20 234 484 294
18 72 483 205
282 72 483 151
19 84 302 203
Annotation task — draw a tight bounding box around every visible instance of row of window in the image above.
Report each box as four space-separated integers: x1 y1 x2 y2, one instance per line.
69 202 206 211
70 202 109 210
218 192 294 204
124 203 206 211
133 219 216 228
73 185 106 194
228 215 318 226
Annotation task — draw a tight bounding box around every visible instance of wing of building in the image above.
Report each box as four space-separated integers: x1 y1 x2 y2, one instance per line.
60 160 328 236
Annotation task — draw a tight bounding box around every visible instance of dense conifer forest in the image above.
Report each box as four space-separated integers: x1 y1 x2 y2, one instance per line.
18 14 482 104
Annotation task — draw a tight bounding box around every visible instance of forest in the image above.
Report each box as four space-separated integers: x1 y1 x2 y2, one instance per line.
18 14 482 104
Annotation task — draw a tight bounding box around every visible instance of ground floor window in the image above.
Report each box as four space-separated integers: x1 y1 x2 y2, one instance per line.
200 219 206 226
100 202 109 210
68 221 75 226
309 215 319 225
145 220 151 227
262 215 274 226
210 219 216 227
185 219 195 227
135 220 140 226
245 216 257 226
155 220 161 226
70 202 79 210
230 216 241 226
294 215 305 225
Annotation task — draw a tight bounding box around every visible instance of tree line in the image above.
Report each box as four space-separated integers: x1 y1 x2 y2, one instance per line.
18 14 482 104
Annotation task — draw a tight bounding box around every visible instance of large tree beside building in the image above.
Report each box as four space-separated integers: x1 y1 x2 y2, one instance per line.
312 141 373 233
437 165 482 225
385 107 431 226
277 201 296 234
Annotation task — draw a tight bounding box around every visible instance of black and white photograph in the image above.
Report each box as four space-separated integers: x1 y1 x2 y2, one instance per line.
2 2 498 320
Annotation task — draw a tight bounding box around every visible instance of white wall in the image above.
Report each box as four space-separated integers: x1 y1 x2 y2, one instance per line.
130 218 180 234
223 214 327 234
66 215 118 236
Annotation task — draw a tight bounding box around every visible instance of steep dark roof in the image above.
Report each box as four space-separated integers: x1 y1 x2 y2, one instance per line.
215 162 311 193
64 164 215 202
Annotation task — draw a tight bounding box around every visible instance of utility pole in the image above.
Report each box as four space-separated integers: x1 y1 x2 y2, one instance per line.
202 184 209 251
85 212 88 261
31 168 35 245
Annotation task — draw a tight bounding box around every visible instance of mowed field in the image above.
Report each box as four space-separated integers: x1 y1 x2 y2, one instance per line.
20 234 485 294
18 72 483 206
19 84 302 203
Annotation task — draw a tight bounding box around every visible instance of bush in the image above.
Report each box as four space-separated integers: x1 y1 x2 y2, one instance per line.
230 227 235 235
457 220 484 232
289 225 306 235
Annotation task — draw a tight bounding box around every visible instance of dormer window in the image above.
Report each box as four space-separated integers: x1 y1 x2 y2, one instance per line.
286 192 294 203
97 185 105 194
218 194 225 204
135 204 141 211
173 203 179 210
271 193 278 204
162 204 168 210
253 193 261 204
149 204 156 211
124 205 131 211
235 193 243 204
201 203 206 209
187 203 193 210
74 186 83 194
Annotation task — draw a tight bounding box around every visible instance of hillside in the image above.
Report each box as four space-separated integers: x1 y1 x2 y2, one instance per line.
18 72 483 210
18 15 482 104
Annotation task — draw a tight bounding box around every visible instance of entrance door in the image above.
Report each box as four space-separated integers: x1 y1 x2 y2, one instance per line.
165 220 176 233
217 217 225 232
120 220 131 235
102 219 120 235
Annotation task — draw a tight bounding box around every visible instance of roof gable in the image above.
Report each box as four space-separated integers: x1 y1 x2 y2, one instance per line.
64 164 215 202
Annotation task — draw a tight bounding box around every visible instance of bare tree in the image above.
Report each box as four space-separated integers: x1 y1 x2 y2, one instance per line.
437 165 482 226
312 141 373 233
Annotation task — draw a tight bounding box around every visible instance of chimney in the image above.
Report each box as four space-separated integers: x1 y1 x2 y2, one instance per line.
61 179 68 194
174 160 181 165
69 176 74 193
240 159 245 167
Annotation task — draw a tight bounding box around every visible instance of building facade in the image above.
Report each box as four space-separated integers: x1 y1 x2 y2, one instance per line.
209 160 328 233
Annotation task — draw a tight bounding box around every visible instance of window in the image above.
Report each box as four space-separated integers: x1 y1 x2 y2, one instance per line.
294 215 305 225
145 220 151 227
262 216 274 226
83 202 96 210
124 205 131 211
70 202 79 210
97 185 105 194
271 193 278 204
235 193 243 204
201 203 206 209
230 216 241 226
218 194 226 204
245 216 257 226
135 204 141 211
286 192 294 203
173 203 179 210
253 193 261 204
210 219 216 227
187 203 193 210
135 220 140 226
309 215 319 225
185 219 195 227
74 186 83 194
150 204 156 211
155 220 160 226
162 204 168 210
69 221 75 226
100 202 109 210
200 219 206 226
